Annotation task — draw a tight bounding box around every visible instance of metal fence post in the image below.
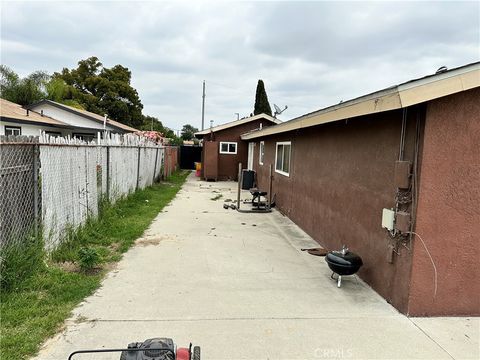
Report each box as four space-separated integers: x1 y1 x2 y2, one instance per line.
153 147 159 184
106 146 110 200
32 143 39 240
136 147 141 189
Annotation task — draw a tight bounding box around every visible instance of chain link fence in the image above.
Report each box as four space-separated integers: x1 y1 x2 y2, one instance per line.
0 134 178 250
0 136 40 248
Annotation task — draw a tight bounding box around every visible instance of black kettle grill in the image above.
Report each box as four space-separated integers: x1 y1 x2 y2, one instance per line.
325 245 363 287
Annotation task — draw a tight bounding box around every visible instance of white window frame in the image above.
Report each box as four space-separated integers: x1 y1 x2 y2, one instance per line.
219 141 237 154
4 126 21 136
275 141 291 177
259 141 265 165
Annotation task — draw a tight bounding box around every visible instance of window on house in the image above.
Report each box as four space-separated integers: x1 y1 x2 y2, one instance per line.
45 131 62 138
4 126 21 136
72 133 95 142
259 141 265 165
219 142 237 154
275 141 291 176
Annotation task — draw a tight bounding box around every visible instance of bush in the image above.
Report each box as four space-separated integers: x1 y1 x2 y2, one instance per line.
0 235 45 291
78 247 100 272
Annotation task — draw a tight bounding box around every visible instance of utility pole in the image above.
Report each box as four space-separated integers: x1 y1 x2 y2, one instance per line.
201 80 206 130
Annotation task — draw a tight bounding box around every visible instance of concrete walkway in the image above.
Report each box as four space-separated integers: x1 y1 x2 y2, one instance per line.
35 173 478 360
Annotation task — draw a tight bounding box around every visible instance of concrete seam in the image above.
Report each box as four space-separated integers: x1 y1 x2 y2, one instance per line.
408 318 456 360
85 316 401 322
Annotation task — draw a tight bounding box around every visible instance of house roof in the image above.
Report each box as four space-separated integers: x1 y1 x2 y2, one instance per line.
195 113 281 137
0 98 71 128
241 62 480 140
28 100 139 133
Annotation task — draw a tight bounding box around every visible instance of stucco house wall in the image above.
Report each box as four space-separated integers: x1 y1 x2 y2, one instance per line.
408 88 480 316
202 119 271 181
250 88 479 316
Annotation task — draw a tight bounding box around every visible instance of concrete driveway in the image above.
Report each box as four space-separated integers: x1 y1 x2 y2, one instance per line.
35 173 478 360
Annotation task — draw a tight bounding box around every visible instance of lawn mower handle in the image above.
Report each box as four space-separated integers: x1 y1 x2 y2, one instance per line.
68 346 175 360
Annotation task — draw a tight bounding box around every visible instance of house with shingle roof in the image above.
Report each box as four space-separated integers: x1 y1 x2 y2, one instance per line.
0 99 138 140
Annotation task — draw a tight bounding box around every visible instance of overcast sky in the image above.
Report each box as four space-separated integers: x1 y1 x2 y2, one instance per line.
1 1 479 131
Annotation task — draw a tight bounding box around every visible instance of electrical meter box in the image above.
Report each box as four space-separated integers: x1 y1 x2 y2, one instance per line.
382 208 395 231
395 211 411 233
394 161 411 189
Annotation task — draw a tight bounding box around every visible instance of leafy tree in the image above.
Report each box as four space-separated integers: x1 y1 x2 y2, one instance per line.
169 136 184 146
55 57 144 128
253 79 272 116
0 65 48 105
180 124 198 140
163 127 176 139
140 115 167 133
1 61 169 133
44 77 83 109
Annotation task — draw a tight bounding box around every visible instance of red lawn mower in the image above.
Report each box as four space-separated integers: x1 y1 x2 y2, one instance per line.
68 337 200 360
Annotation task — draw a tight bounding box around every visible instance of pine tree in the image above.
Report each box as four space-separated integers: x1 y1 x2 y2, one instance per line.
253 79 272 116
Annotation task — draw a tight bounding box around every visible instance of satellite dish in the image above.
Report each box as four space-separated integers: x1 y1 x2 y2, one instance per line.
273 104 288 118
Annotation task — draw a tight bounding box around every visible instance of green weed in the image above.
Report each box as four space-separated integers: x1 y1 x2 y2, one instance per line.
78 247 100 272
0 170 189 360
0 232 45 292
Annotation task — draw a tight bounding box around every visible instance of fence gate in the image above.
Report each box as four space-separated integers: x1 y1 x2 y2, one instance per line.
179 145 202 170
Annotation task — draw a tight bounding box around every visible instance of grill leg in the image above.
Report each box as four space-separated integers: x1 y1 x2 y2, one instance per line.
337 275 342 288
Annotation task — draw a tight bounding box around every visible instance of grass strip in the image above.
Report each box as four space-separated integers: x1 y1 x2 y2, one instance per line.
0 170 189 360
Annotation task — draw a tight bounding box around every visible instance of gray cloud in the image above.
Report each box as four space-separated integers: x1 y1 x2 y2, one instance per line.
1 1 479 131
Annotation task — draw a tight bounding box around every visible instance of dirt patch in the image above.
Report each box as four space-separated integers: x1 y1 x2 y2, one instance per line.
103 262 119 272
54 261 103 275
56 261 80 273
135 234 177 247
109 243 121 252
74 315 90 324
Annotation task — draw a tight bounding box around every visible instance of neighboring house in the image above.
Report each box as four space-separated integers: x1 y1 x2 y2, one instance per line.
241 62 479 316
195 113 281 180
0 99 138 139
28 100 137 140
1 98 72 136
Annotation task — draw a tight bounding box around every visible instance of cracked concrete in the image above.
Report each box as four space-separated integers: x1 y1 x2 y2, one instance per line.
33 173 479 360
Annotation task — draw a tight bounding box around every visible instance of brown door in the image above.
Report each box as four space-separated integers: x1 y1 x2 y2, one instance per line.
203 141 218 180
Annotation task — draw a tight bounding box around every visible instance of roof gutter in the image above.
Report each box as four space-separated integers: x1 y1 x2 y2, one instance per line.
241 64 479 140
241 87 401 140
195 113 280 137
0 116 75 129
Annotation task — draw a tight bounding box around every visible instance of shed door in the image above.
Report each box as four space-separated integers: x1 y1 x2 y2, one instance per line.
247 142 255 170
203 141 219 180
